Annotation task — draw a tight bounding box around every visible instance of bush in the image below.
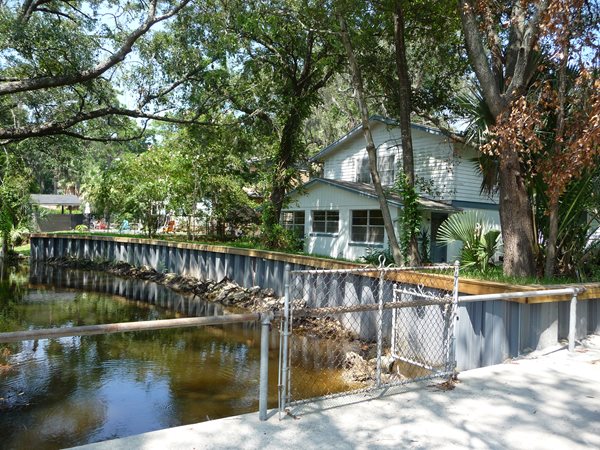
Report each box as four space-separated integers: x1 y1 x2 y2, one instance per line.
360 247 395 266
74 224 89 233
261 223 304 252
437 211 501 272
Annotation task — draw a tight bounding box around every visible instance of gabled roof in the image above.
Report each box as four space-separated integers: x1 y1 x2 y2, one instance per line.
310 115 444 163
289 178 459 213
30 194 82 207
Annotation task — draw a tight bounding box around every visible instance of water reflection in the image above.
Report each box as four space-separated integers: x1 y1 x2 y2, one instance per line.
0 263 272 450
28 261 226 318
0 262 352 450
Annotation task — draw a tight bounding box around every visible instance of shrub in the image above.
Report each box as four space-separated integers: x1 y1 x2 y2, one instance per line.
360 247 395 266
437 211 501 272
74 224 89 233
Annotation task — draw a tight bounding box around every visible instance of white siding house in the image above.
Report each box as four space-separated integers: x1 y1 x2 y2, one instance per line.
284 116 500 262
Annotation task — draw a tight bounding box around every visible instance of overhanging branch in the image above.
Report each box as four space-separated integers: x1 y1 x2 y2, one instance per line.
0 106 217 142
2 0 192 96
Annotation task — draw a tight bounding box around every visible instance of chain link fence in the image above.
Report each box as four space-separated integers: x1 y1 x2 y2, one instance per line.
278 262 459 416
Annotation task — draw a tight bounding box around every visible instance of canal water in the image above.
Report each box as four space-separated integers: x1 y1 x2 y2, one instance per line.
0 263 351 450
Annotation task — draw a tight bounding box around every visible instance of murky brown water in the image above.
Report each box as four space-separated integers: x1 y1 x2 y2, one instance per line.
0 263 351 450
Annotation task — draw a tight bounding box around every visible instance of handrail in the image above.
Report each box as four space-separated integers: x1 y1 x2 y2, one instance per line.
457 287 584 303
458 287 584 352
0 313 261 343
0 312 273 421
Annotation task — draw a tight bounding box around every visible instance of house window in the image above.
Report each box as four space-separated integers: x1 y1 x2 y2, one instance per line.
312 210 339 234
355 155 395 186
281 211 305 236
356 157 371 183
379 155 395 186
351 210 385 243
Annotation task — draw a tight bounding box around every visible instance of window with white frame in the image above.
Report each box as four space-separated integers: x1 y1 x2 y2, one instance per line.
355 155 395 186
356 157 371 183
378 155 395 185
351 210 385 243
312 210 339 234
281 211 305 236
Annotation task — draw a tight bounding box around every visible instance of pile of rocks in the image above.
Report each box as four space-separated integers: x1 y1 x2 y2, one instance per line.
45 257 358 341
46 257 283 313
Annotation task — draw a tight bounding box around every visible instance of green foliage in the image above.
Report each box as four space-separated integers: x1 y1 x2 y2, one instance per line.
360 247 395 266
437 211 501 272
0 156 33 254
419 228 430 263
394 173 421 265
338 0 467 122
83 126 259 239
260 203 303 252
74 224 89 233
535 169 600 277
10 225 30 247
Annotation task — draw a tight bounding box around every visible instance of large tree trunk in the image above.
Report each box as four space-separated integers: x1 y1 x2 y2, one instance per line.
458 0 549 277
337 11 403 265
1 233 8 258
393 1 419 266
498 150 536 277
264 106 302 239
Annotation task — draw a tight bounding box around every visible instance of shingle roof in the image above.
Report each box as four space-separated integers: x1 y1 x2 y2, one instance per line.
30 194 82 206
289 178 459 213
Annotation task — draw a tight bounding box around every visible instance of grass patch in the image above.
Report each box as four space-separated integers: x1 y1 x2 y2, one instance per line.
50 232 343 261
14 243 30 256
459 266 579 285
42 232 590 285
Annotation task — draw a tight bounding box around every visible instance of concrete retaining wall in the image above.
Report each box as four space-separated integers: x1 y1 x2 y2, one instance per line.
30 234 600 371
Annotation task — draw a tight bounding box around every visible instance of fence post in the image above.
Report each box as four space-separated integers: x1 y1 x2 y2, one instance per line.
568 289 578 352
259 311 273 421
376 255 385 387
447 260 460 375
278 264 291 417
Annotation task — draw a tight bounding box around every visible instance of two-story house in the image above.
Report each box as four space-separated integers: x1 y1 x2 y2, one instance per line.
283 116 499 262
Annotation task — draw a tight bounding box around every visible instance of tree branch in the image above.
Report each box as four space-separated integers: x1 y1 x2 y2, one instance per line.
0 106 216 142
505 0 549 101
458 0 504 117
2 0 192 96
413 110 466 144
506 0 549 103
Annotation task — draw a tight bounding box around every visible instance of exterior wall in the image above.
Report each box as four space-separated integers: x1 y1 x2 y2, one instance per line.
321 123 456 201
320 121 498 206
30 234 600 371
321 122 401 185
286 183 399 261
452 144 499 205
30 234 361 297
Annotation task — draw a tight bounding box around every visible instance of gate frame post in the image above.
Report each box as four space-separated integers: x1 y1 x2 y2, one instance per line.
259 310 274 421
376 256 385 387
447 260 460 376
278 264 291 418
568 289 578 352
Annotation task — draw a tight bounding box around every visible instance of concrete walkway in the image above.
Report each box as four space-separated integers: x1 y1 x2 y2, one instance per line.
73 335 600 450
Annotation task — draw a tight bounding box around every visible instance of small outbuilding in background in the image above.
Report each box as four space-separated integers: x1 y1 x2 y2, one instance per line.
31 194 84 232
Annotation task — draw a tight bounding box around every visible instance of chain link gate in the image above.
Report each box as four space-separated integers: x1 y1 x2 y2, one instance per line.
278 260 459 416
